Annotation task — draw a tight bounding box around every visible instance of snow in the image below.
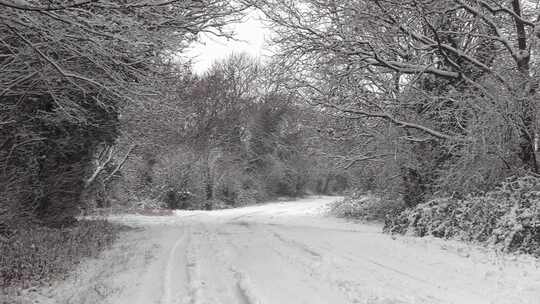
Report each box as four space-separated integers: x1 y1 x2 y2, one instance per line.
25 196 540 304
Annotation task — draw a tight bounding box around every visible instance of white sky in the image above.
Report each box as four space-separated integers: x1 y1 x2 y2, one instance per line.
186 11 272 74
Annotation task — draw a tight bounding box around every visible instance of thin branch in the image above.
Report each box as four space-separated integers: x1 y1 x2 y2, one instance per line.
344 154 390 169
5 24 109 89
0 0 97 11
476 0 535 27
321 102 461 141
0 71 39 97
85 146 114 188
103 145 137 182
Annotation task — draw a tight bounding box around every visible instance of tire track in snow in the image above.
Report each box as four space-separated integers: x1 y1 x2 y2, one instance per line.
270 230 323 258
161 230 186 304
227 211 266 222
263 229 371 302
218 222 440 303
222 223 353 303
191 226 231 304
185 230 204 304
269 228 476 303
216 221 390 303
201 224 264 304
261 225 442 304
160 227 203 304
231 267 262 304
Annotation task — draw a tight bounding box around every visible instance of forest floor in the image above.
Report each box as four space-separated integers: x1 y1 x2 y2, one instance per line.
20 196 540 304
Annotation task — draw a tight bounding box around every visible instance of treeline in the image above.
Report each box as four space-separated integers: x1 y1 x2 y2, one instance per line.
101 55 348 210
247 0 540 203
1 0 350 232
4 0 538 257
0 1 246 226
246 0 540 255
0 0 251 290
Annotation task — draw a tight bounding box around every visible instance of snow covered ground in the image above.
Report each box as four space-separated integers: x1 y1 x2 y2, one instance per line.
27 196 540 304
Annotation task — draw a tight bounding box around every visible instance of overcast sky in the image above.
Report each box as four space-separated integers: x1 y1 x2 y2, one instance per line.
186 11 272 74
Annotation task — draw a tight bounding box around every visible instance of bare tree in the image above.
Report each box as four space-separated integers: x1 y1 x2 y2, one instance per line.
0 0 247 223
1 0 246 113
248 0 540 171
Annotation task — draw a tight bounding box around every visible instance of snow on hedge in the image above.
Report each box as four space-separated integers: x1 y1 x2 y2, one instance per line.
385 176 540 256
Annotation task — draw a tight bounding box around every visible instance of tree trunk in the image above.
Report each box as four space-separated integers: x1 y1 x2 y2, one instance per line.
401 167 425 208
203 151 214 200
512 0 539 173
514 72 538 173
321 174 333 194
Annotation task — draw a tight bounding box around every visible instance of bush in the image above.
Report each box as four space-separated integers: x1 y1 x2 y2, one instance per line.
236 188 259 206
0 220 121 289
384 175 540 256
162 190 195 209
0 94 118 227
329 192 406 221
136 198 167 210
383 197 508 241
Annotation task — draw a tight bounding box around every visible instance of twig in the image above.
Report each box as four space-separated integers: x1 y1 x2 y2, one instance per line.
0 0 96 11
103 145 137 182
5 24 108 90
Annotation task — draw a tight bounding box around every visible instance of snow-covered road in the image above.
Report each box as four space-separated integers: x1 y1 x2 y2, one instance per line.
36 197 540 304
